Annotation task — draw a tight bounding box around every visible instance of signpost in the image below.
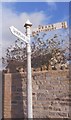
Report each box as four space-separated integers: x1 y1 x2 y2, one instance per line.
10 20 67 119
10 20 33 118
24 20 33 118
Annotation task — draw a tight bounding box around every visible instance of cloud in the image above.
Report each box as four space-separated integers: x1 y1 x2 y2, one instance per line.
2 4 51 59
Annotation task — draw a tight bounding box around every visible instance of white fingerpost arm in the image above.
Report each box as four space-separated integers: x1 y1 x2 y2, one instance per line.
10 26 29 44
32 21 67 36
24 20 33 118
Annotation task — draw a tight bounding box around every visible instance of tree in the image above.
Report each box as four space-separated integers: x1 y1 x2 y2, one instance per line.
2 30 69 72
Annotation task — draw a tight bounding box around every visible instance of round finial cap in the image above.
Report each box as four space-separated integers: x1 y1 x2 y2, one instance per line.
24 19 32 27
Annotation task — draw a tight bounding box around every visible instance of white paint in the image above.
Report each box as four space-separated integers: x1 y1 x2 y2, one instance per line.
24 20 33 118
10 26 29 43
32 21 68 36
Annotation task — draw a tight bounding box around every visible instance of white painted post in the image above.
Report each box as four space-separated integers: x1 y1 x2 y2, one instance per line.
24 20 33 118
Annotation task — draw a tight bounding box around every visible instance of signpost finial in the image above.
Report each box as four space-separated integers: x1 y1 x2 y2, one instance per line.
24 19 32 27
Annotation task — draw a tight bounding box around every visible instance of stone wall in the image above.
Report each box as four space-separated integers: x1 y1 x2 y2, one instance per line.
2 70 70 119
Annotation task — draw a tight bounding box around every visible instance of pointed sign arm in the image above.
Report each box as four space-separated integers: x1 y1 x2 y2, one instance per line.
10 26 29 44
32 21 68 36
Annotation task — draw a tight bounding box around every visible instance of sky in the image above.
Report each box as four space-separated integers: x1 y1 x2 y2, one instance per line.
0 1 70 70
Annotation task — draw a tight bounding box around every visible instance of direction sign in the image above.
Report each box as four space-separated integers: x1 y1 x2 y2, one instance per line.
32 21 67 36
10 26 29 44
